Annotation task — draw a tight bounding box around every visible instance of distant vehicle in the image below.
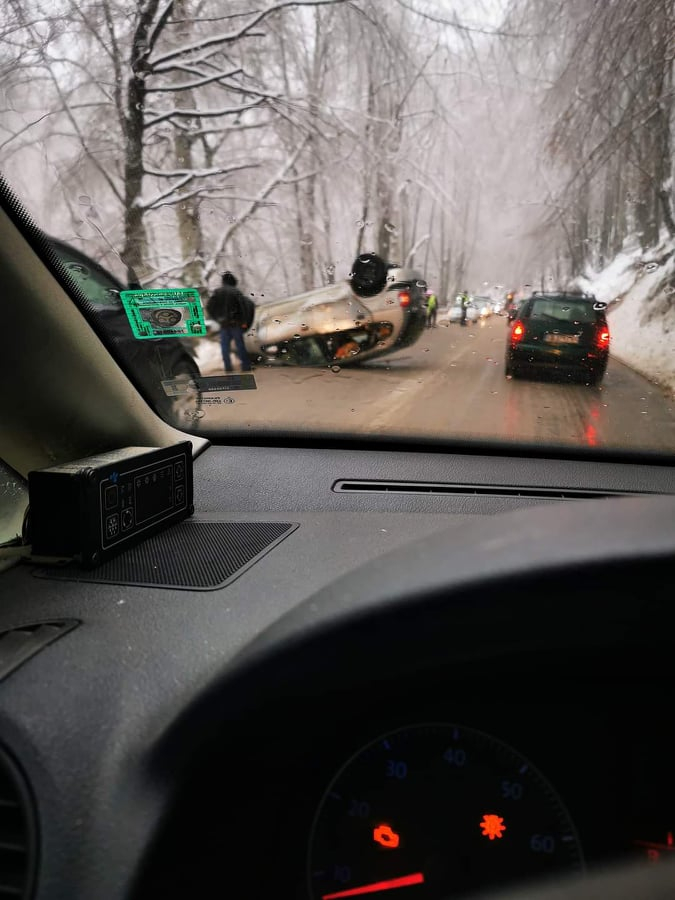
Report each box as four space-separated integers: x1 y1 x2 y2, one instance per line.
49 238 202 421
445 299 479 324
505 291 610 384
505 292 524 321
245 254 427 366
473 296 493 318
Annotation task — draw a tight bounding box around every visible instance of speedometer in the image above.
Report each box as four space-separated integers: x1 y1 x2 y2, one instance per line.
308 724 583 900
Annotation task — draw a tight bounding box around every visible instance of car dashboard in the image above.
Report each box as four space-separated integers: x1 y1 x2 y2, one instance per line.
1 443 675 900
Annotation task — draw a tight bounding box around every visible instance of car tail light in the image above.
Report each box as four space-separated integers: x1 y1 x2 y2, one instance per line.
398 290 410 308
511 320 526 343
596 326 610 349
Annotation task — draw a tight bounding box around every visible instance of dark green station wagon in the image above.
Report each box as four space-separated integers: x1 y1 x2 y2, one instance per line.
505 292 610 385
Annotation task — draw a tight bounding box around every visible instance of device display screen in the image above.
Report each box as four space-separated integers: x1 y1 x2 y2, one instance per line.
135 465 174 524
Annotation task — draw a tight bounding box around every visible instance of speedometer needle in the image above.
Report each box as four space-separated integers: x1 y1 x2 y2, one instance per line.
322 872 425 899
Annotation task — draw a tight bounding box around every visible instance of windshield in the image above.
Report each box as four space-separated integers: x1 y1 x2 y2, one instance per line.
2 1 674 453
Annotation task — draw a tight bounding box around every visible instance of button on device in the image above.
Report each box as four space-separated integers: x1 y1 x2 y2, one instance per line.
105 514 119 538
104 484 118 509
175 485 185 505
121 508 134 531
174 461 185 481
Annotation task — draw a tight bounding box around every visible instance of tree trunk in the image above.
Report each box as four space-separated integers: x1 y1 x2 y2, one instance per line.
122 68 148 284
121 2 162 284
356 75 375 258
171 0 204 289
320 175 334 283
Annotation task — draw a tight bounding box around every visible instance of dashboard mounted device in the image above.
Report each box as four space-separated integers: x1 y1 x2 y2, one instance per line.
27 442 193 567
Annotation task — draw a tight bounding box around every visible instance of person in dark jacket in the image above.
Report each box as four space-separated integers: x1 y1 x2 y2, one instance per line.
206 271 252 373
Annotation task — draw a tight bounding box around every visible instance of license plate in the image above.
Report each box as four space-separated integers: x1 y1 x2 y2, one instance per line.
544 333 579 345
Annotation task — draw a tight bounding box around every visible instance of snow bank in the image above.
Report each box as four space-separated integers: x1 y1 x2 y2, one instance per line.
194 335 223 375
575 240 675 396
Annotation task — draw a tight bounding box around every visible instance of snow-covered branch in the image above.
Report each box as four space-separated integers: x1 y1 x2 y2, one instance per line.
139 162 261 209
146 0 175 55
145 97 266 128
404 233 430 265
143 163 253 179
145 68 243 93
150 0 348 67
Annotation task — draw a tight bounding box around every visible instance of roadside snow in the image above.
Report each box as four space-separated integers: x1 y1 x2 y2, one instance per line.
575 240 675 395
194 335 223 375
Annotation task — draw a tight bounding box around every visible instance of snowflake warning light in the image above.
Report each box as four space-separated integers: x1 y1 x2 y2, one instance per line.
480 814 506 840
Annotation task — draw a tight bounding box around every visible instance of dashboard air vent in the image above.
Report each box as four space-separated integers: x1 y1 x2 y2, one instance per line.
332 480 647 500
0 748 36 899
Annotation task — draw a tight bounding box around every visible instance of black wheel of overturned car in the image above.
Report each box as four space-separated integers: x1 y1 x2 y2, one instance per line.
349 252 388 298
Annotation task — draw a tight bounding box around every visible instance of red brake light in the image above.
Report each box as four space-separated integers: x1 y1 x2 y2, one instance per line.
398 290 410 308
597 327 610 348
511 320 525 342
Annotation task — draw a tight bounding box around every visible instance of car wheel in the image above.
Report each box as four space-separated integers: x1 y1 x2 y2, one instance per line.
585 365 606 386
155 355 204 426
505 357 518 378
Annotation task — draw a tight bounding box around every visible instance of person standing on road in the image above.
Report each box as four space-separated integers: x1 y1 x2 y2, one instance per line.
206 271 252 373
459 290 470 327
426 291 438 328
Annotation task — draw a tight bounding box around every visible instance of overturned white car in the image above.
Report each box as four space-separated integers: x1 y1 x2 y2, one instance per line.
245 254 427 366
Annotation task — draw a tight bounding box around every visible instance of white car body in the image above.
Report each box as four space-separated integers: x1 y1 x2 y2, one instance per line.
445 302 479 323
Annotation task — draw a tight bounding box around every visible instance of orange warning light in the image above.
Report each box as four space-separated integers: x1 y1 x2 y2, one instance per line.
373 824 400 849
480 814 506 840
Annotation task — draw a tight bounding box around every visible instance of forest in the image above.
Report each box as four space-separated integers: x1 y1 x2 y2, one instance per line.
2 0 674 302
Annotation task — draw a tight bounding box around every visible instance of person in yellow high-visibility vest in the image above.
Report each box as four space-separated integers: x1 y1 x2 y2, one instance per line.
426 291 438 328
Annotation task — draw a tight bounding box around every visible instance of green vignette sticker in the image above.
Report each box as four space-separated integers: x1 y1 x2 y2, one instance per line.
120 288 207 339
